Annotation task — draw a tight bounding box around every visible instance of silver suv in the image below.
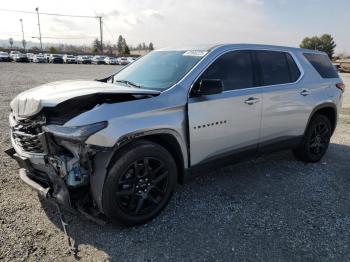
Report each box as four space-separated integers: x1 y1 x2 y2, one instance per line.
7 44 345 225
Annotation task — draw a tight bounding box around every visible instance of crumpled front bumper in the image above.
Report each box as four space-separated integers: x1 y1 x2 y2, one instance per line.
5 147 72 208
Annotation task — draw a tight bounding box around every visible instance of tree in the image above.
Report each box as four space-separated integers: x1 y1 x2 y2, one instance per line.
92 38 102 53
149 42 154 51
117 35 124 54
9 38 13 48
300 34 336 59
142 42 146 50
124 44 130 55
48 46 57 53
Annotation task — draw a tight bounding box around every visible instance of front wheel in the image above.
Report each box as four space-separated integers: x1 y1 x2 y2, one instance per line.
102 140 177 225
293 114 332 162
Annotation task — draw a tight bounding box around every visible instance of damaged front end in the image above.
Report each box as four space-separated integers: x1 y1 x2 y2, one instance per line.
7 112 109 211
7 80 161 228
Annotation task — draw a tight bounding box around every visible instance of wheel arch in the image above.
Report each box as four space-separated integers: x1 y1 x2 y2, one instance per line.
108 129 188 184
306 103 337 135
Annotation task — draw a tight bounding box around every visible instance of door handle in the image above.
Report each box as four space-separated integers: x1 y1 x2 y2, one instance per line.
244 97 260 105
300 89 310 96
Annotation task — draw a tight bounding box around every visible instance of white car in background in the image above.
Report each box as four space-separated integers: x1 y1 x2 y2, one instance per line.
104 57 117 65
0 51 10 62
116 57 130 65
92 55 106 65
9 51 20 61
26 53 34 62
63 54 77 64
43 53 51 63
77 55 92 64
13 53 29 62
127 57 136 63
32 54 45 63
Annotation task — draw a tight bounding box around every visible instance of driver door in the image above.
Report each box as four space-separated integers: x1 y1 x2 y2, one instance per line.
188 50 262 166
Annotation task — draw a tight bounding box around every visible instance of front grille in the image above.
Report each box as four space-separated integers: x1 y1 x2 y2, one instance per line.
11 116 46 154
12 131 44 153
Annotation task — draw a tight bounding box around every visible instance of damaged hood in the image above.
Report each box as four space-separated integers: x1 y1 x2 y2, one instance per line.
10 80 160 118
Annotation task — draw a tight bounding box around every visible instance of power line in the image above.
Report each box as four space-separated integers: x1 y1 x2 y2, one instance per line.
0 8 105 53
0 8 98 18
0 33 95 38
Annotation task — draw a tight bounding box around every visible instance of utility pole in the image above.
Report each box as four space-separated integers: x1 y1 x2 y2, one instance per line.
19 19 25 51
35 7 43 51
98 16 103 54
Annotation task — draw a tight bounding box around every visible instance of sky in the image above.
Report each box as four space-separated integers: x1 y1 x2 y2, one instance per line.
0 0 349 53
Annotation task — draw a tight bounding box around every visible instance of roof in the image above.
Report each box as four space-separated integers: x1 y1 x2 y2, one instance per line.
157 43 326 55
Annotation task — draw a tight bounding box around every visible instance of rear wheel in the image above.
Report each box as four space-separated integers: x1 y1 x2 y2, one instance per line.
102 140 177 225
293 114 332 162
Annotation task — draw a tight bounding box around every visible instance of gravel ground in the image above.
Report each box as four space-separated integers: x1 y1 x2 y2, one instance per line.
0 63 349 262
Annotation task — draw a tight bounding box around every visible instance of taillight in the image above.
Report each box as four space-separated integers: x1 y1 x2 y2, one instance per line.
336 83 345 92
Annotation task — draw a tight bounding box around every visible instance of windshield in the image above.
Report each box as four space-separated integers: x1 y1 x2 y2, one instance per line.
113 51 206 90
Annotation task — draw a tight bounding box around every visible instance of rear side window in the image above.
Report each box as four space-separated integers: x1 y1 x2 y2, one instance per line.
199 51 254 91
256 50 301 86
303 53 338 78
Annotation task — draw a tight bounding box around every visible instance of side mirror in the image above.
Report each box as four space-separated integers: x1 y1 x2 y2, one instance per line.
193 79 223 96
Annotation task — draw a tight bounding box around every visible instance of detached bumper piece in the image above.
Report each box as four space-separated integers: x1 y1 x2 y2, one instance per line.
19 168 50 198
5 147 71 208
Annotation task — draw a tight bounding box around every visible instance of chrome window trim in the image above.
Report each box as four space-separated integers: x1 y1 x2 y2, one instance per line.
187 48 305 97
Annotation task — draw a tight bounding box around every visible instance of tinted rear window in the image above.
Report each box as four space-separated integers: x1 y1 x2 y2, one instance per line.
303 53 338 78
256 50 300 86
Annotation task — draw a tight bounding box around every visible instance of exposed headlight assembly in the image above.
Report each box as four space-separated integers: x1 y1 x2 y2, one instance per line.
43 121 108 142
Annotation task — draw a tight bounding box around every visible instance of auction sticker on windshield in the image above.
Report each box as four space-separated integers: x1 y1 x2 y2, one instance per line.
183 50 208 57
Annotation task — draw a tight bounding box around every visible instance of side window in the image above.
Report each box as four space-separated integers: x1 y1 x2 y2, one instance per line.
256 50 300 86
197 51 254 91
286 53 301 82
303 53 338 78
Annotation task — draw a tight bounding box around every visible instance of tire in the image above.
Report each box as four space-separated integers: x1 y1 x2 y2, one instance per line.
293 114 332 163
102 140 178 226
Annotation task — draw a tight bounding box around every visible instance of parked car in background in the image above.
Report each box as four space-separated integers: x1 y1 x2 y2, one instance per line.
77 55 92 64
44 53 51 63
26 53 34 62
92 55 106 65
104 56 117 65
117 57 130 65
0 51 10 62
32 54 45 63
127 57 136 63
13 53 29 62
9 51 20 61
63 54 77 64
49 54 64 64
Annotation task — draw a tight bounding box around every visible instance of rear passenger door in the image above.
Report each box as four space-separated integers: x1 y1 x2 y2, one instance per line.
188 50 262 165
255 50 306 146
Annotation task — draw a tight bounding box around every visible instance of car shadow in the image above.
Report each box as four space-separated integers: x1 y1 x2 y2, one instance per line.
39 142 350 261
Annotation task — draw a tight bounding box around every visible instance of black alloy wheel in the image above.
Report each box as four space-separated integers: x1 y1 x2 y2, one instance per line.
308 122 330 158
116 157 169 216
102 140 177 225
293 114 332 162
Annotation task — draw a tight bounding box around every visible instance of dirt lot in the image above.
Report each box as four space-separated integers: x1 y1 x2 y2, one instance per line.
0 63 349 261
